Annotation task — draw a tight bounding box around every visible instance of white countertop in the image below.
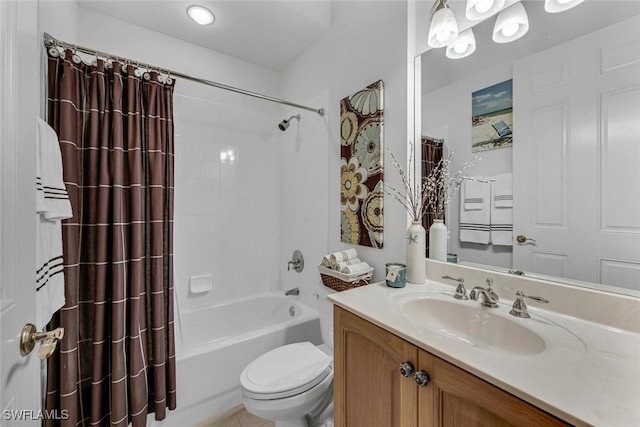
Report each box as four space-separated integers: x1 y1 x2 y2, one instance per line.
328 279 640 427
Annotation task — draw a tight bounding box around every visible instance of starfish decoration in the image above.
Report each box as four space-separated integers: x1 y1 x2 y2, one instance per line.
408 232 419 244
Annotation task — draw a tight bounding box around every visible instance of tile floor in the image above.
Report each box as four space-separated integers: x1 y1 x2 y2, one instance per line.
193 405 274 427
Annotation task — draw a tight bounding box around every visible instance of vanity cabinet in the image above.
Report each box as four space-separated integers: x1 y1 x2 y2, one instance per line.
333 306 569 427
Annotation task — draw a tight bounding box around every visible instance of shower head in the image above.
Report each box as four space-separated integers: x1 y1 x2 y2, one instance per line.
278 114 301 131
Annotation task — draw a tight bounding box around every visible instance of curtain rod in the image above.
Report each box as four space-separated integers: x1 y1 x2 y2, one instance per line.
43 32 325 117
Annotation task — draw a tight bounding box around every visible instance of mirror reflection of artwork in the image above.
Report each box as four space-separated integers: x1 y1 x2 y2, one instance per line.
472 79 513 152
340 80 384 248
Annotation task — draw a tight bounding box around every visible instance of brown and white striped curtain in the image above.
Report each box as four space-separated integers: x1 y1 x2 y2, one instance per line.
44 50 177 426
421 136 444 257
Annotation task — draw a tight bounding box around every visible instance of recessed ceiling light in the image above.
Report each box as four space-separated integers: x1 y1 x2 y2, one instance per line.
187 5 215 26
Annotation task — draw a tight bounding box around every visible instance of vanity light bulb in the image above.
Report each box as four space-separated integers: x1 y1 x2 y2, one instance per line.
544 0 584 13
501 23 520 38
454 43 468 54
428 5 459 48
446 29 476 59
474 0 494 14
465 0 505 21
492 2 529 43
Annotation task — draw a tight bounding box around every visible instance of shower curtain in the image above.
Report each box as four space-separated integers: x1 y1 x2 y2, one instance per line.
421 136 444 257
44 51 177 426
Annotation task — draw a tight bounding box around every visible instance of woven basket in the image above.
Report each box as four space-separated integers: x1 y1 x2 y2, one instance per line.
317 265 372 292
319 273 369 292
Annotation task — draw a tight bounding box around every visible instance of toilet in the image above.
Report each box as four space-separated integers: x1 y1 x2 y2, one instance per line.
240 285 335 427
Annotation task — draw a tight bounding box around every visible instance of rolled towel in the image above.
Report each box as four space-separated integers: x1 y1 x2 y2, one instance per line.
332 258 362 271
321 255 333 266
329 249 358 264
341 262 371 276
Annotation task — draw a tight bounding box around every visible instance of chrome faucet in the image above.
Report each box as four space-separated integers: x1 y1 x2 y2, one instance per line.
509 290 549 318
441 275 468 300
284 287 300 296
469 278 499 308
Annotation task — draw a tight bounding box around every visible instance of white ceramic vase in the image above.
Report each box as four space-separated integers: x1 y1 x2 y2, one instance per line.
429 219 448 262
406 221 426 284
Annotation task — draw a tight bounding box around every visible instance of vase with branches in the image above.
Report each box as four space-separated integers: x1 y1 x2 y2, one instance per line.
385 142 478 279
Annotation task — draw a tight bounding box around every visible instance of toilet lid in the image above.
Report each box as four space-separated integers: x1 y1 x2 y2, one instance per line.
240 342 332 400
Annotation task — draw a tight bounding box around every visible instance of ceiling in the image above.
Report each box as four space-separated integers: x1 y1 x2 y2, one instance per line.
77 0 333 71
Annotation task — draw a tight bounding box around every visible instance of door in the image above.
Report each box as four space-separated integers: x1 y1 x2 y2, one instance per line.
334 306 418 427
1 0 41 424
513 16 640 289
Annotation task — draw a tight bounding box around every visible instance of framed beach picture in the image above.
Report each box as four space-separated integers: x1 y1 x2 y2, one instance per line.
471 79 513 152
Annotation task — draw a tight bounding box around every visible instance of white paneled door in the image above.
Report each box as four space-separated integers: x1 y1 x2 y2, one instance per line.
513 16 640 290
1 0 40 425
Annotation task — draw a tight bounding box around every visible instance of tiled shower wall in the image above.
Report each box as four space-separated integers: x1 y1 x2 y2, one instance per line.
173 82 283 313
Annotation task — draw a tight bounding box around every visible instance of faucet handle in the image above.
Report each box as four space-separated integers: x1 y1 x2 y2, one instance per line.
509 290 549 318
454 283 469 300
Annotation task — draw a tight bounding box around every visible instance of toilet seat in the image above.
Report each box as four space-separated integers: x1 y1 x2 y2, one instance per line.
240 342 332 400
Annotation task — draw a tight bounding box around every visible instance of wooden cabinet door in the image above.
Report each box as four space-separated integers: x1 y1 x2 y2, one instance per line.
334 306 418 427
417 349 569 427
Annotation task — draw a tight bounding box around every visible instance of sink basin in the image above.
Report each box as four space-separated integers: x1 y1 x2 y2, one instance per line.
399 295 547 355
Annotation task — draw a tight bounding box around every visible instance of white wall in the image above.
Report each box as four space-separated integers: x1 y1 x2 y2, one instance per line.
422 62 513 269
282 0 410 292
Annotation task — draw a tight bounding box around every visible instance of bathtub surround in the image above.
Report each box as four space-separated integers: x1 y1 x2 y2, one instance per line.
44 51 176 425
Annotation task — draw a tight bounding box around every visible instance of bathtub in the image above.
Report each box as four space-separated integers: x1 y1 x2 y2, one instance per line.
156 293 323 425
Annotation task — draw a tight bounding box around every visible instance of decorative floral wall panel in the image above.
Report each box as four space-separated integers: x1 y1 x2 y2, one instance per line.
340 80 384 248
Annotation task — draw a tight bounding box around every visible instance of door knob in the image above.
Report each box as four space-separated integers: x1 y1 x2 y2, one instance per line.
414 370 430 387
399 361 415 378
516 235 536 244
19 323 64 359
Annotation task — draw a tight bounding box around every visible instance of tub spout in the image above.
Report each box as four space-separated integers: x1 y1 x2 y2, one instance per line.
284 287 300 296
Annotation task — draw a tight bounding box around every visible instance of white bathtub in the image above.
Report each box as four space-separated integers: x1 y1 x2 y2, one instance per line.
158 293 323 426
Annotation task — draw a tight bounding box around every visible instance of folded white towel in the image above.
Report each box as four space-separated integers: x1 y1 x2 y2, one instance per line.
459 179 491 244
36 117 73 329
36 117 72 220
491 178 513 246
333 258 362 271
341 262 372 276
329 249 358 264
462 179 487 211
493 173 513 208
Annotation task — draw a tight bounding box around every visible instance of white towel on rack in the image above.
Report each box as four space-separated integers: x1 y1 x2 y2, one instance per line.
36 117 72 329
341 262 372 276
493 173 513 208
491 177 513 246
462 179 486 211
459 179 491 244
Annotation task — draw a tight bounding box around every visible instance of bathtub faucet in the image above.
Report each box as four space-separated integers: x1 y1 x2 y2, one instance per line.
287 249 304 273
284 287 300 296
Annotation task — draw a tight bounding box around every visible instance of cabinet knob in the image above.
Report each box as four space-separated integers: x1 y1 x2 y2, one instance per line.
414 370 430 387
399 361 415 378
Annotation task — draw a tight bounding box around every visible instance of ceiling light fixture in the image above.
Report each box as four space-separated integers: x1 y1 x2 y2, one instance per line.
465 0 505 21
492 2 529 44
544 0 584 13
187 5 215 26
428 0 459 48
446 29 476 59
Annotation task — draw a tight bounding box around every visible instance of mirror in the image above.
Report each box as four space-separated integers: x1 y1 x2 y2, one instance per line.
416 0 640 296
